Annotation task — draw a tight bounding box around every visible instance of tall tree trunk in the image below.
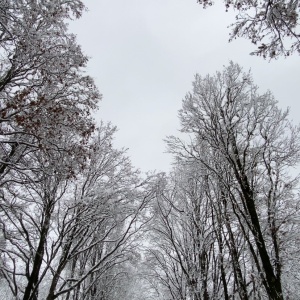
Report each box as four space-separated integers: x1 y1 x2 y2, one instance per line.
230 137 283 300
23 201 52 300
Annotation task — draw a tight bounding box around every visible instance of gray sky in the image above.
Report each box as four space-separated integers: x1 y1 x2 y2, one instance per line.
70 0 300 173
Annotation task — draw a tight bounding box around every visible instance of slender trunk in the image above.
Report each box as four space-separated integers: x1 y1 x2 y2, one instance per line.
23 202 52 300
46 221 80 300
221 190 249 300
230 136 283 300
225 218 249 300
216 227 229 300
200 251 209 300
243 189 283 300
0 143 18 176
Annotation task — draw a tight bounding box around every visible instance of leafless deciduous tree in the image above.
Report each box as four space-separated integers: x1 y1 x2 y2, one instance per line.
197 0 300 58
0 123 155 300
163 62 300 299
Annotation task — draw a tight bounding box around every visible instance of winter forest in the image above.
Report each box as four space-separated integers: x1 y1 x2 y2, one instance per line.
1 0 300 300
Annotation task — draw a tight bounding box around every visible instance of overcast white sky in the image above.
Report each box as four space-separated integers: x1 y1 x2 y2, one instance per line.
70 0 300 173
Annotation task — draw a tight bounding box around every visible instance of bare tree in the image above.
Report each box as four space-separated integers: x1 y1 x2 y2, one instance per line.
167 62 300 299
146 168 223 300
196 0 300 58
0 139 74 300
0 124 155 300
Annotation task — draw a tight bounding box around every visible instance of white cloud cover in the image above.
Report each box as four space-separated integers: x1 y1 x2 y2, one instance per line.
70 0 300 172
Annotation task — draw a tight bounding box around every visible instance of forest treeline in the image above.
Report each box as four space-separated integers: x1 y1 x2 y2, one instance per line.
0 1 300 300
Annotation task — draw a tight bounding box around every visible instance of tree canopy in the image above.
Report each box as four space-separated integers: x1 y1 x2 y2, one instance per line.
197 0 300 58
1 1 299 300
147 62 300 300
